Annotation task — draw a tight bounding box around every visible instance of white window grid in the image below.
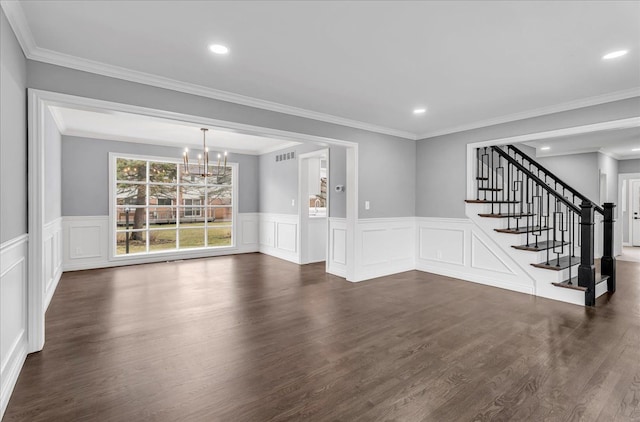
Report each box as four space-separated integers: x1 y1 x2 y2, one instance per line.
113 156 235 255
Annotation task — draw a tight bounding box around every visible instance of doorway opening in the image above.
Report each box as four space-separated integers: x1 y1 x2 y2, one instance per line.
617 173 640 262
28 89 358 353
299 149 329 265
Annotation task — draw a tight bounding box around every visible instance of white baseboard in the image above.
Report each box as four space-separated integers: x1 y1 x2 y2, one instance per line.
0 234 29 420
415 261 535 295
258 244 300 264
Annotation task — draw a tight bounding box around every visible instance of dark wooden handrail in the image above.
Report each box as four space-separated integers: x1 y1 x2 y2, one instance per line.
507 144 604 215
491 146 581 215
474 145 616 306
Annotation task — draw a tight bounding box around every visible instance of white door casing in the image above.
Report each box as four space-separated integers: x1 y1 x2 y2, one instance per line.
632 181 640 246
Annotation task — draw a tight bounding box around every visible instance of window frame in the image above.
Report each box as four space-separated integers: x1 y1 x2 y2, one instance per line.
108 152 238 261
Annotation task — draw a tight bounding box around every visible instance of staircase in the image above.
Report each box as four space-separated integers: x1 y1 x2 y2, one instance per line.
465 144 616 306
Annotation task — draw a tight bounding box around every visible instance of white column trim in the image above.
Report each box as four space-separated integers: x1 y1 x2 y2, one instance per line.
27 89 46 352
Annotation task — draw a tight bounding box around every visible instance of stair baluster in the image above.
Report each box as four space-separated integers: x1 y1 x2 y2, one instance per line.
602 203 616 293
468 145 614 306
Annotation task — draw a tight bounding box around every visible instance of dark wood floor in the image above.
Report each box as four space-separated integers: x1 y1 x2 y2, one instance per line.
4 253 640 421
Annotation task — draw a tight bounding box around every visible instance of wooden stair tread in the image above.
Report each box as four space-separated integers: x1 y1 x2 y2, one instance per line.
477 187 503 191
465 199 519 204
495 226 550 234
478 213 533 219
475 177 489 181
552 274 609 291
512 240 569 252
531 255 580 271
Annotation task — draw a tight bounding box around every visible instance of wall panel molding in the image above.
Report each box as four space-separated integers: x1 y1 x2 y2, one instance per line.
258 213 300 264
353 217 415 282
327 217 347 277
415 217 537 296
62 213 259 271
0 234 29 420
62 216 109 271
43 217 63 310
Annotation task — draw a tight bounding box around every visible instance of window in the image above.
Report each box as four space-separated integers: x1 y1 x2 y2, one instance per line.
183 199 202 217
112 155 235 256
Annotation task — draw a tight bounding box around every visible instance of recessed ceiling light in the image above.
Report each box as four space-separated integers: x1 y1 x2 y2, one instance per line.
209 44 229 55
602 50 628 60
541 146 551 151
413 108 427 115
632 148 640 152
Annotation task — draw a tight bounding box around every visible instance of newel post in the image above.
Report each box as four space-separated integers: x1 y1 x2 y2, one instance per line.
578 200 596 306
601 202 616 293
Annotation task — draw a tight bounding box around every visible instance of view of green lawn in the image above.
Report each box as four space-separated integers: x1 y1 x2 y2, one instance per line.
116 222 231 254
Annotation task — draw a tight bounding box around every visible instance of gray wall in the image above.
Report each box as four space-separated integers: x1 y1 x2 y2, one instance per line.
416 97 640 218
598 153 619 205
27 60 416 219
619 159 640 174
360 136 416 218
62 136 259 216
0 8 27 242
535 153 600 203
258 144 347 217
44 107 62 223
258 143 324 215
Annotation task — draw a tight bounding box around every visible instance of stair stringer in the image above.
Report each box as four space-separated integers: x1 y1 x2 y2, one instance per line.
466 203 585 306
415 216 537 296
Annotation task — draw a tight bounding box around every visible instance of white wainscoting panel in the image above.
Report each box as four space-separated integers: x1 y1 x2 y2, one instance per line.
62 214 259 271
43 218 63 310
240 213 259 249
62 216 109 271
259 213 299 264
470 233 515 275
328 217 347 277
354 217 415 282
416 218 536 296
418 226 465 265
1 234 29 420
306 217 327 264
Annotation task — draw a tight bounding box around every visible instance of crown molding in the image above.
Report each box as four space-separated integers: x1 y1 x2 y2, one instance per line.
418 87 640 140
28 46 418 140
617 154 640 161
0 1 36 54
4 0 639 143
1 2 415 141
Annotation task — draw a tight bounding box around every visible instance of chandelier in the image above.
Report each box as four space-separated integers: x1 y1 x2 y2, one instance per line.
182 128 227 180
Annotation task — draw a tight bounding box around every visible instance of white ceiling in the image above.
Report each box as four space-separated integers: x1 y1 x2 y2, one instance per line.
6 1 640 139
49 106 300 155
524 126 640 160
